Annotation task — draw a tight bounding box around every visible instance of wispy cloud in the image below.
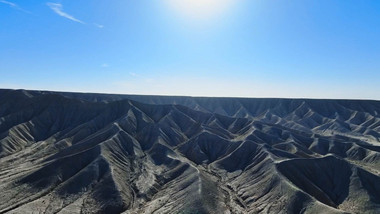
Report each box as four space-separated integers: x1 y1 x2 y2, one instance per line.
94 23 104 28
129 72 138 77
0 0 16 7
47 2 84 24
0 0 31 13
101 63 109 68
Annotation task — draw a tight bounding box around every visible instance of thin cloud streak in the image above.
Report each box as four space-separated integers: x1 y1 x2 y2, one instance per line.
94 23 104 28
47 2 85 24
0 0 31 13
0 0 16 7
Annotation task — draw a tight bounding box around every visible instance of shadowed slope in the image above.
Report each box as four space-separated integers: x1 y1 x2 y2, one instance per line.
0 89 380 213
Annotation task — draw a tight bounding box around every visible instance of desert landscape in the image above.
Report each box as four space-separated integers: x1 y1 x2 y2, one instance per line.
1 0 380 213
0 89 380 213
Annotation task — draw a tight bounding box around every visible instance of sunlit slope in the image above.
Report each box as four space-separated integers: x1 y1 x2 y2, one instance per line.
0 89 380 213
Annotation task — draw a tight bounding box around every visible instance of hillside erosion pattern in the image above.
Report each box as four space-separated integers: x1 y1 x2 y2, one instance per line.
0 89 380 213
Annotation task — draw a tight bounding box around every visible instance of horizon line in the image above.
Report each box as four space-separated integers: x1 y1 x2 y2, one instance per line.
1 87 379 102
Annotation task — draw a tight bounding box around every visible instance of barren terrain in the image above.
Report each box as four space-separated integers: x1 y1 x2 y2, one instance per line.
1 89 380 213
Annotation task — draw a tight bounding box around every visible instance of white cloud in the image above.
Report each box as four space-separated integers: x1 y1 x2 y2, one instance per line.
94 23 104 28
101 63 109 67
47 2 84 24
0 0 31 13
0 0 16 7
129 72 138 77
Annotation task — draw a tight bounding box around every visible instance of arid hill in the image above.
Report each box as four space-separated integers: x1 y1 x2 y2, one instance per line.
1 89 380 213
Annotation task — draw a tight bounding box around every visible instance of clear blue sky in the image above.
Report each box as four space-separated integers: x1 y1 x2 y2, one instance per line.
1 0 379 99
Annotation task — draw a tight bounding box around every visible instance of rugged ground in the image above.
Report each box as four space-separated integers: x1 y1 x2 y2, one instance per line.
0 89 380 214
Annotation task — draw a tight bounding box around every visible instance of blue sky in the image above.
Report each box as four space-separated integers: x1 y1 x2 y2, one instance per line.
1 0 379 99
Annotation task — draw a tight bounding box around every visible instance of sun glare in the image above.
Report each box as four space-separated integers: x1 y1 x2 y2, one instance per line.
164 0 235 21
